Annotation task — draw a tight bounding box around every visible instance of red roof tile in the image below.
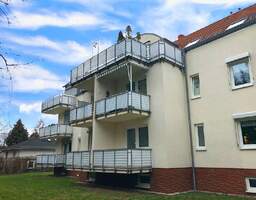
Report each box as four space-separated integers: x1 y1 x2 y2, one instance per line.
176 4 256 48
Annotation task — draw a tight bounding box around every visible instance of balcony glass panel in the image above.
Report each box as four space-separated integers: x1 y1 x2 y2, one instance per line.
70 104 93 122
96 92 150 116
42 94 77 112
70 39 183 84
65 151 90 169
36 154 65 167
39 124 73 138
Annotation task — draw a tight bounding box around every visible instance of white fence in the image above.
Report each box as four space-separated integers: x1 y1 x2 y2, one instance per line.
95 92 150 116
65 151 90 169
93 149 152 170
39 124 73 138
36 154 66 167
70 104 93 122
42 94 77 112
71 39 183 84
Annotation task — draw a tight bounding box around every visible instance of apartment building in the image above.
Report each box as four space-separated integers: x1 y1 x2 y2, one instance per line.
36 4 256 195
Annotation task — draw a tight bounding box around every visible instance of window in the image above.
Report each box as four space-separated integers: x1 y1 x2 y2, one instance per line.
138 79 147 94
246 178 256 193
191 74 200 98
229 57 253 89
238 119 256 149
195 124 206 151
139 127 149 147
64 111 70 124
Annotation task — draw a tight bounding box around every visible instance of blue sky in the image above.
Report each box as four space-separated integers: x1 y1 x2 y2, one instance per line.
0 0 254 137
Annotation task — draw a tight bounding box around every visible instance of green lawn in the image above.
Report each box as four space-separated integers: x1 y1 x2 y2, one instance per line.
0 172 252 200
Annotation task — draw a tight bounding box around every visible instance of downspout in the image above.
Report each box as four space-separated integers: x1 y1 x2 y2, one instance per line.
182 49 197 191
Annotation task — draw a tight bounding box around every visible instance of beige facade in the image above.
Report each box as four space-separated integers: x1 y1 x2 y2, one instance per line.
187 24 256 169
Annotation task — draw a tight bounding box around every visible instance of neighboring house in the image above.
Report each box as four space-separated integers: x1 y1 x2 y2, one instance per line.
2 139 56 159
36 4 256 195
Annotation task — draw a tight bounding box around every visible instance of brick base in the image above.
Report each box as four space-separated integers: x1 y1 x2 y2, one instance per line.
67 170 88 182
150 168 193 193
196 168 256 195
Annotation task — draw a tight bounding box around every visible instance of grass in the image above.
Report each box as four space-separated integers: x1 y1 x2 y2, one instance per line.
0 172 252 200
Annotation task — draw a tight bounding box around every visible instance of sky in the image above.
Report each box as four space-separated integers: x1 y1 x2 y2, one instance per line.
0 0 255 137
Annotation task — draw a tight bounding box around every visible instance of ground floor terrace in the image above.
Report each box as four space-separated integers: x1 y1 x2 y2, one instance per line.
0 172 253 200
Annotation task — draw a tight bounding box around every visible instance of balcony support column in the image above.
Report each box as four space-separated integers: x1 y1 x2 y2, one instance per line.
127 63 133 92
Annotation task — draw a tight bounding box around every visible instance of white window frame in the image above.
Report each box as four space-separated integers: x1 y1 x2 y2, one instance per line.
191 74 200 99
195 123 206 151
245 177 256 193
227 54 253 90
237 119 256 150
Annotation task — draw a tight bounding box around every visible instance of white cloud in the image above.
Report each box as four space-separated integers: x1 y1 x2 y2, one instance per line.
190 0 256 6
0 33 112 65
138 0 210 40
0 58 66 92
19 101 41 114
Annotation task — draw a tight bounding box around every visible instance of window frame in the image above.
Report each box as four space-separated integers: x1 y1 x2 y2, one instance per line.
138 127 149 148
228 56 253 90
237 118 256 150
195 123 206 151
245 177 256 193
191 74 201 99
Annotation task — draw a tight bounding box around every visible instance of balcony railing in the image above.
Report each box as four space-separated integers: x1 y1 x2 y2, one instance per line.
93 149 152 173
36 154 66 167
41 94 77 113
39 124 73 138
70 39 183 84
95 91 150 117
70 104 93 123
65 151 90 170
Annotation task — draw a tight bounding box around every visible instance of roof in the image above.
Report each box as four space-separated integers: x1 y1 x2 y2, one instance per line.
176 4 256 49
2 139 56 152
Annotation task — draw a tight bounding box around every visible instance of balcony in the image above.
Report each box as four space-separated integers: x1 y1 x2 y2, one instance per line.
65 151 90 170
95 92 150 122
41 94 77 114
92 149 152 174
70 104 93 127
70 39 183 85
36 154 65 168
39 124 73 139
64 149 152 173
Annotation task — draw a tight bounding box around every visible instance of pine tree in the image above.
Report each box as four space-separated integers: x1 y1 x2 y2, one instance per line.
117 31 125 43
5 119 28 146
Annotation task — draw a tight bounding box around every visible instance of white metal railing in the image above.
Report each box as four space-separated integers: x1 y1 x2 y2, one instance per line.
36 154 66 167
39 124 73 138
70 104 93 123
65 151 90 169
70 39 183 84
41 94 77 112
93 149 152 171
95 91 150 116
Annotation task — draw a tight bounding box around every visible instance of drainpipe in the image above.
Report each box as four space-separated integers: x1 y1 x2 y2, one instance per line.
182 49 197 191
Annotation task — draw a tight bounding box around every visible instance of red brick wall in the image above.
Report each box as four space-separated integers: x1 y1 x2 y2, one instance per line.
150 168 193 193
67 170 88 182
196 168 256 195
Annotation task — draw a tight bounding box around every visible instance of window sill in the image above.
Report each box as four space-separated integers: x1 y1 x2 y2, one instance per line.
240 145 256 150
232 82 253 91
191 96 201 100
196 147 206 152
246 189 256 194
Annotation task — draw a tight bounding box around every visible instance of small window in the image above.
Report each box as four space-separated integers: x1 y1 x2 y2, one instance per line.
195 124 206 151
191 74 200 98
238 119 256 149
229 57 253 89
139 127 149 147
246 177 256 193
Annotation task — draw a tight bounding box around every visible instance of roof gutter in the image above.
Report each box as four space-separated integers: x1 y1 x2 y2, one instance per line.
182 49 197 191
